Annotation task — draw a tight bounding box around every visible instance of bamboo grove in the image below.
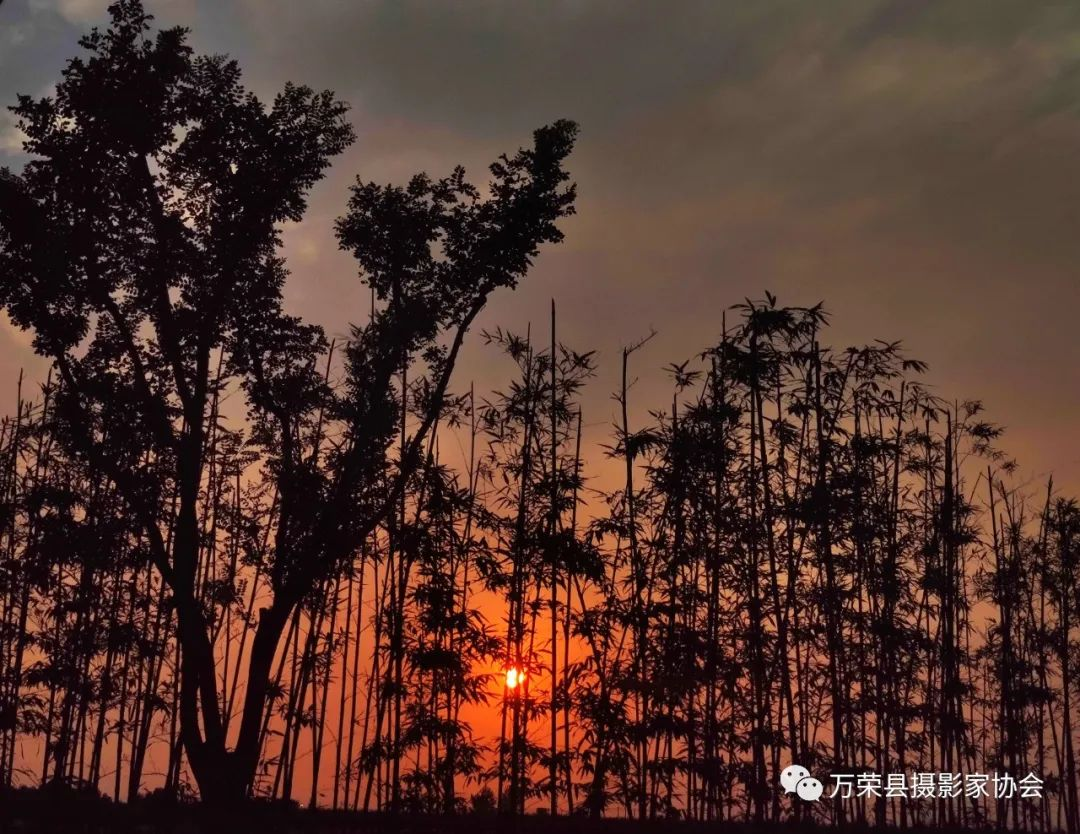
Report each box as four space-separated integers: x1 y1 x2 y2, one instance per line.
2 3 1080 830
2 289 1080 829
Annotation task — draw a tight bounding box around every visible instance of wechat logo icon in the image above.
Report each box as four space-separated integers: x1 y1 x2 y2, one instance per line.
780 764 824 801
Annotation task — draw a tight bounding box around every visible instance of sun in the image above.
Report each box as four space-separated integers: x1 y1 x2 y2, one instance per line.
505 666 525 690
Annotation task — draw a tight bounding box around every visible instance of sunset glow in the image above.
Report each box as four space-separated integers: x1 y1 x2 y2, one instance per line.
505 666 525 690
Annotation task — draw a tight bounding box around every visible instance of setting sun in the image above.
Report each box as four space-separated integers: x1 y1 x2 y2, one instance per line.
505 667 525 690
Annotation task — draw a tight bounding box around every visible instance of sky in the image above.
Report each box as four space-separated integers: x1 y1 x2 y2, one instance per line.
1 0 1079 496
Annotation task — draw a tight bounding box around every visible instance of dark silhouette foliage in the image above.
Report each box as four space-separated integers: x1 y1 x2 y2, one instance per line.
1 4 1078 834
0 0 576 805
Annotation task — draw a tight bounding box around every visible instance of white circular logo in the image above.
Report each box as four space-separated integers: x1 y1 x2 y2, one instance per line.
780 764 811 793
796 776 824 802
780 764 823 801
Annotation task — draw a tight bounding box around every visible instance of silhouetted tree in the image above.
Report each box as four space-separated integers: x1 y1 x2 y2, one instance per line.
0 0 576 804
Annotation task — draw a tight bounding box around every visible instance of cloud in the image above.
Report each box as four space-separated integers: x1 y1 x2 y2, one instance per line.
202 0 1080 489
0 0 1078 490
28 0 108 24
27 0 195 26
0 111 26 155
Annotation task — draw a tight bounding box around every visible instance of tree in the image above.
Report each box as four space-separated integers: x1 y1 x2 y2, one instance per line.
0 0 577 803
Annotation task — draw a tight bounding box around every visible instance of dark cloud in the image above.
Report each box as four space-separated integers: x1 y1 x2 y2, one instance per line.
2 0 1079 488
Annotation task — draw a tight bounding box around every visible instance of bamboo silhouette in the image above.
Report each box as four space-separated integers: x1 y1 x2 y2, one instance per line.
0 295 1078 828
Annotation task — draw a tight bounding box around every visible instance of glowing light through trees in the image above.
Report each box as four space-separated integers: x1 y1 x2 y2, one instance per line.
505 667 525 691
